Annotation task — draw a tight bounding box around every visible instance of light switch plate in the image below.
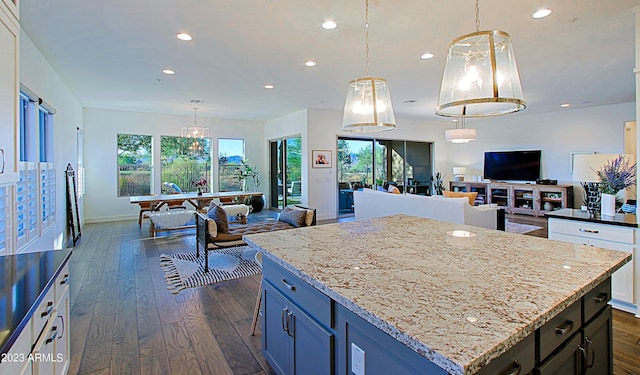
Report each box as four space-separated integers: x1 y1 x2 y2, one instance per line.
351 343 365 375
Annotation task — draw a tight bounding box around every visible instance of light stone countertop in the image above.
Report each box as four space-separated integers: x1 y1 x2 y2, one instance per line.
243 214 631 375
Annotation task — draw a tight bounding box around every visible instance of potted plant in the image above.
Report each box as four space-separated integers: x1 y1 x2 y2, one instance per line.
596 155 636 216
233 159 264 212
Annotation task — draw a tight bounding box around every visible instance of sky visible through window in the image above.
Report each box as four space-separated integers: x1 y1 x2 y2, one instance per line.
219 138 244 160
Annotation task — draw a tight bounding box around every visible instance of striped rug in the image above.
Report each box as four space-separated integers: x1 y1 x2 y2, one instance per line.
160 246 261 294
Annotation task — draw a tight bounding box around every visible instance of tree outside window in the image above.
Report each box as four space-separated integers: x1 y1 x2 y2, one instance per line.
117 134 152 197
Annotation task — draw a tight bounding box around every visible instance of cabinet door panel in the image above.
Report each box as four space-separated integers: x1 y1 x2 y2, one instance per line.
0 6 18 184
588 239 634 305
291 303 334 375
536 333 582 375
262 283 291 375
582 306 612 375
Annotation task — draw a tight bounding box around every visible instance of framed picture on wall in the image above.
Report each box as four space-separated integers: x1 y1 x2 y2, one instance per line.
312 150 332 168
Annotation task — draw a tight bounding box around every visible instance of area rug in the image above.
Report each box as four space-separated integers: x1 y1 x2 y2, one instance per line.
159 245 260 294
505 222 543 234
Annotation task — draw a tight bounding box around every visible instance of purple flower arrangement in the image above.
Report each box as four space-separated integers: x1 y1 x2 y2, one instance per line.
596 155 636 195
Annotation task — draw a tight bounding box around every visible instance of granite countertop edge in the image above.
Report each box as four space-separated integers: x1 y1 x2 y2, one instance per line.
243 234 630 375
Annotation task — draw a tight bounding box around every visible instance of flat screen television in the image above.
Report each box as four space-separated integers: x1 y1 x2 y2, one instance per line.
483 150 541 181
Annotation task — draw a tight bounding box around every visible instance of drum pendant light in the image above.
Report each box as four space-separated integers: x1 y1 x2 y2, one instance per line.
342 0 396 132
437 0 525 117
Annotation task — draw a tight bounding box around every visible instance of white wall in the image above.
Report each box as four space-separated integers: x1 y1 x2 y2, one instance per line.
300 103 634 220
20 31 84 250
83 108 264 223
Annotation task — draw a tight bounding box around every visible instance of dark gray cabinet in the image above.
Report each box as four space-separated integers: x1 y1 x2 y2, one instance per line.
262 265 334 375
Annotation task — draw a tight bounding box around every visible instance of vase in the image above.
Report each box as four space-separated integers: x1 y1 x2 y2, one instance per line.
600 193 616 216
543 202 553 211
250 195 265 212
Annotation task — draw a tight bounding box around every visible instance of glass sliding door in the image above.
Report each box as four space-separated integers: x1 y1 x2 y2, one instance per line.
269 136 301 209
337 137 433 216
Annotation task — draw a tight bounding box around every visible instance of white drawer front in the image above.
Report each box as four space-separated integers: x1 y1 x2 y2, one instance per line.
549 219 635 244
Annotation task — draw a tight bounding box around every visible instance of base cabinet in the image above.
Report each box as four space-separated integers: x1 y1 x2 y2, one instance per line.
261 258 613 375
548 218 636 314
262 274 334 374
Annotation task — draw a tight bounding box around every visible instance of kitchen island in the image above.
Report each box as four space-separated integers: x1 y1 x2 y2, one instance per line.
244 214 631 375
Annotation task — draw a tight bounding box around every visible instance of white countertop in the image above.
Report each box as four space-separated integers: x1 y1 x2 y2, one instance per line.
244 214 631 374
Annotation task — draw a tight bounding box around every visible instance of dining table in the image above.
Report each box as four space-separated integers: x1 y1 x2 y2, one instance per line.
129 191 264 211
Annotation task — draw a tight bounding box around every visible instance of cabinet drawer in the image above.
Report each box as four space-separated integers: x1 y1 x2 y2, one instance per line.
32 285 55 342
536 332 582 375
537 299 582 362
477 332 534 375
55 261 70 302
0 317 32 375
583 277 611 324
262 257 331 327
548 219 635 244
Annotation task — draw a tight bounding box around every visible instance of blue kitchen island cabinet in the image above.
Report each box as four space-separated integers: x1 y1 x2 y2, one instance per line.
246 215 629 375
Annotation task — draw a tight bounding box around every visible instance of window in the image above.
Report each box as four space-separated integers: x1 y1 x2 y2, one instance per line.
117 134 152 197
218 139 245 191
160 135 211 194
39 107 53 162
19 93 29 161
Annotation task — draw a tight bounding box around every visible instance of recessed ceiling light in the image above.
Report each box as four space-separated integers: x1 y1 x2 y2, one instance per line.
176 32 192 41
532 9 552 19
304 60 317 67
264 84 275 89
561 103 571 108
420 52 434 60
162 69 175 75
322 20 337 30
403 100 417 104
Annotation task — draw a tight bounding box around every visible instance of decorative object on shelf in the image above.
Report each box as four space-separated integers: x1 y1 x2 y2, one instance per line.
436 0 525 118
341 0 396 132
312 150 332 168
543 202 553 211
445 117 476 143
452 166 467 181
192 178 207 195
181 106 210 157
596 154 636 216
431 172 446 195
572 153 620 216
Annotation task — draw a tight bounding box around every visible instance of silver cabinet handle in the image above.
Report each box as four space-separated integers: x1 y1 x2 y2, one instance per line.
41 301 54 318
0 149 4 174
286 311 293 337
281 307 288 333
579 228 599 234
45 326 58 345
501 360 521 375
281 278 296 291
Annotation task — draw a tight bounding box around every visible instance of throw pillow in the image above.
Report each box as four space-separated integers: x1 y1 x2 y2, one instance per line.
290 205 314 226
278 206 307 228
387 185 401 194
443 191 478 206
207 203 230 234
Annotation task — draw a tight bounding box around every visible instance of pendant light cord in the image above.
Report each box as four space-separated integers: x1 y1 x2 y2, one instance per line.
475 0 480 32
365 0 370 77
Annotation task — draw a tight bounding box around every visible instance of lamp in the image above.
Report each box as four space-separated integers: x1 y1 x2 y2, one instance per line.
453 167 467 181
572 153 621 215
445 118 476 143
181 107 209 156
436 0 525 118
342 0 396 132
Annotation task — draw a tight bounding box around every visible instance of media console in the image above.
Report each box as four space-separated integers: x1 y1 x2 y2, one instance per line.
450 181 573 217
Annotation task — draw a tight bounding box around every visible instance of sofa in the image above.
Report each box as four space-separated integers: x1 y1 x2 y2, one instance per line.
195 204 316 272
353 188 505 230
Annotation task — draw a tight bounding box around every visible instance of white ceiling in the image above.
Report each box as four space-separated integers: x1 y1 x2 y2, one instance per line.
19 0 640 124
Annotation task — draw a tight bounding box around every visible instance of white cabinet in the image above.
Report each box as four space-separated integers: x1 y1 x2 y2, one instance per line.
548 218 637 315
0 1 19 184
0 259 71 375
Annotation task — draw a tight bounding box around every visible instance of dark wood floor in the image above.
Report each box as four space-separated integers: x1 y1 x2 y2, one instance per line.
68 212 640 374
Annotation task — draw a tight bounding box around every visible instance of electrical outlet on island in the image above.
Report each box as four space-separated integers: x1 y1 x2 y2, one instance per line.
351 343 365 375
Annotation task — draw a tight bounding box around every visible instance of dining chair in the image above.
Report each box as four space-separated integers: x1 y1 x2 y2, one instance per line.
250 251 263 336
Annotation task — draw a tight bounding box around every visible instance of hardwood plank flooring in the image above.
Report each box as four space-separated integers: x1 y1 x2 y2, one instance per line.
68 212 640 374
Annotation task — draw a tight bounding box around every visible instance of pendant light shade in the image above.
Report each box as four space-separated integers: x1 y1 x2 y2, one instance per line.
436 1 525 117
181 107 209 156
445 128 477 143
445 117 476 143
342 0 396 132
342 77 396 132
